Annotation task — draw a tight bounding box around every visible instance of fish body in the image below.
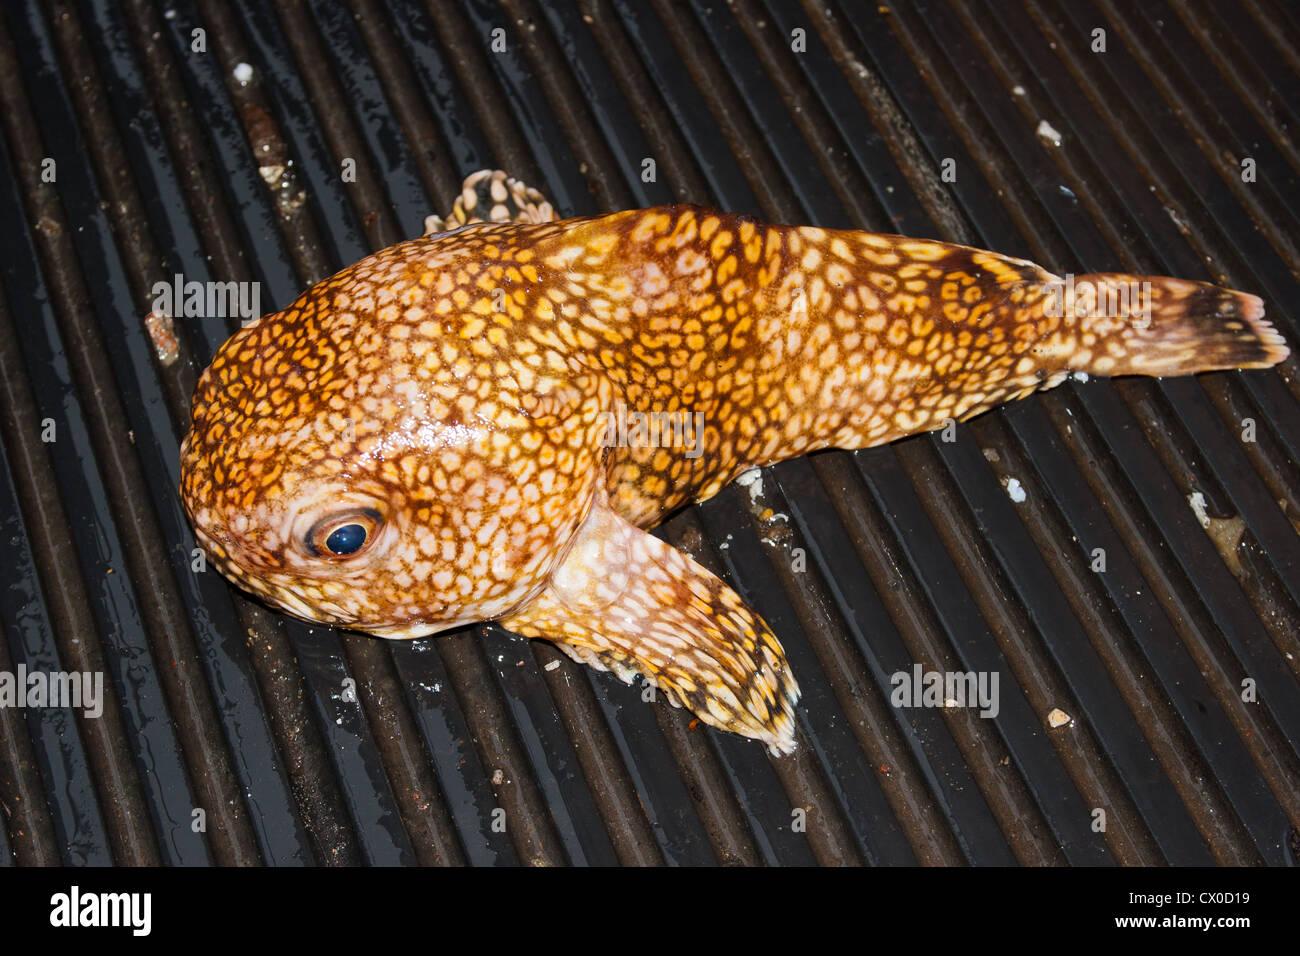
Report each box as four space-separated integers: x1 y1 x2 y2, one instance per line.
180 182 1288 754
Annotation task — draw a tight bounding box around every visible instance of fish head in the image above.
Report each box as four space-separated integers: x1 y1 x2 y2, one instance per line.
179 240 609 639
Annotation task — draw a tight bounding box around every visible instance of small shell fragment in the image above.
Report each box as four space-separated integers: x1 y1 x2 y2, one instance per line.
1047 708 1072 728
144 310 180 366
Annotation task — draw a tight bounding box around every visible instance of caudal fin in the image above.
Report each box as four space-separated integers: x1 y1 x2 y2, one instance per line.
1064 274 1289 377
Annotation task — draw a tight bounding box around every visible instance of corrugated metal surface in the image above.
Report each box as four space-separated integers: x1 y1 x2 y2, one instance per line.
0 0 1297 866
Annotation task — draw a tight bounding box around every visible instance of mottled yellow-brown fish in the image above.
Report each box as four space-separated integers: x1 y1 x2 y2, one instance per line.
180 171 1289 755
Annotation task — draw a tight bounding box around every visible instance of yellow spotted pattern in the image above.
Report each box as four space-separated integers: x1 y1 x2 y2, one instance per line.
180 195 1287 750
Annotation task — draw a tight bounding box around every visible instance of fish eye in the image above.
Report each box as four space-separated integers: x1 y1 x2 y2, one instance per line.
326 524 366 555
307 509 382 558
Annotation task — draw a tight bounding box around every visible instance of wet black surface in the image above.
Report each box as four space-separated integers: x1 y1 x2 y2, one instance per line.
0 0 1297 866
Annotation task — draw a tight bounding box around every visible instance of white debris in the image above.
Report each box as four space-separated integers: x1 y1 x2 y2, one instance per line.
1047 708 1072 728
1187 491 1211 528
543 660 561 672
233 62 254 85
735 467 764 504
1012 85 1025 96
1071 371 1090 382
143 310 179 366
1036 119 1062 147
257 164 284 186
1003 477 1027 503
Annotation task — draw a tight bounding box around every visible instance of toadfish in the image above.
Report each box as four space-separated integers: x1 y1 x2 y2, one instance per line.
180 170 1289 755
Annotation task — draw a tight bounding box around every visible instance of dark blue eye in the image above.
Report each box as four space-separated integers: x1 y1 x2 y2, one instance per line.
324 523 367 555
307 508 382 558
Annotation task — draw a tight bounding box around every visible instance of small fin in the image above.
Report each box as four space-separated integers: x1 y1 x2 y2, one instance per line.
501 491 800 755
424 168 556 234
1062 274 1289 376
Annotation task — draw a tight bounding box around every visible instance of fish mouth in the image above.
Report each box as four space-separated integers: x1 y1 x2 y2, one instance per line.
257 591 433 638
199 544 459 638
360 618 471 640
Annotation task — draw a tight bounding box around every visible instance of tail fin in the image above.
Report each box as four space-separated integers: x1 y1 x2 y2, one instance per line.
1060 273 1289 377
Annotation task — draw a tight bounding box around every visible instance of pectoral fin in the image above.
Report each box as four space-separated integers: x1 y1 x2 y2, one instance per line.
501 493 800 754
